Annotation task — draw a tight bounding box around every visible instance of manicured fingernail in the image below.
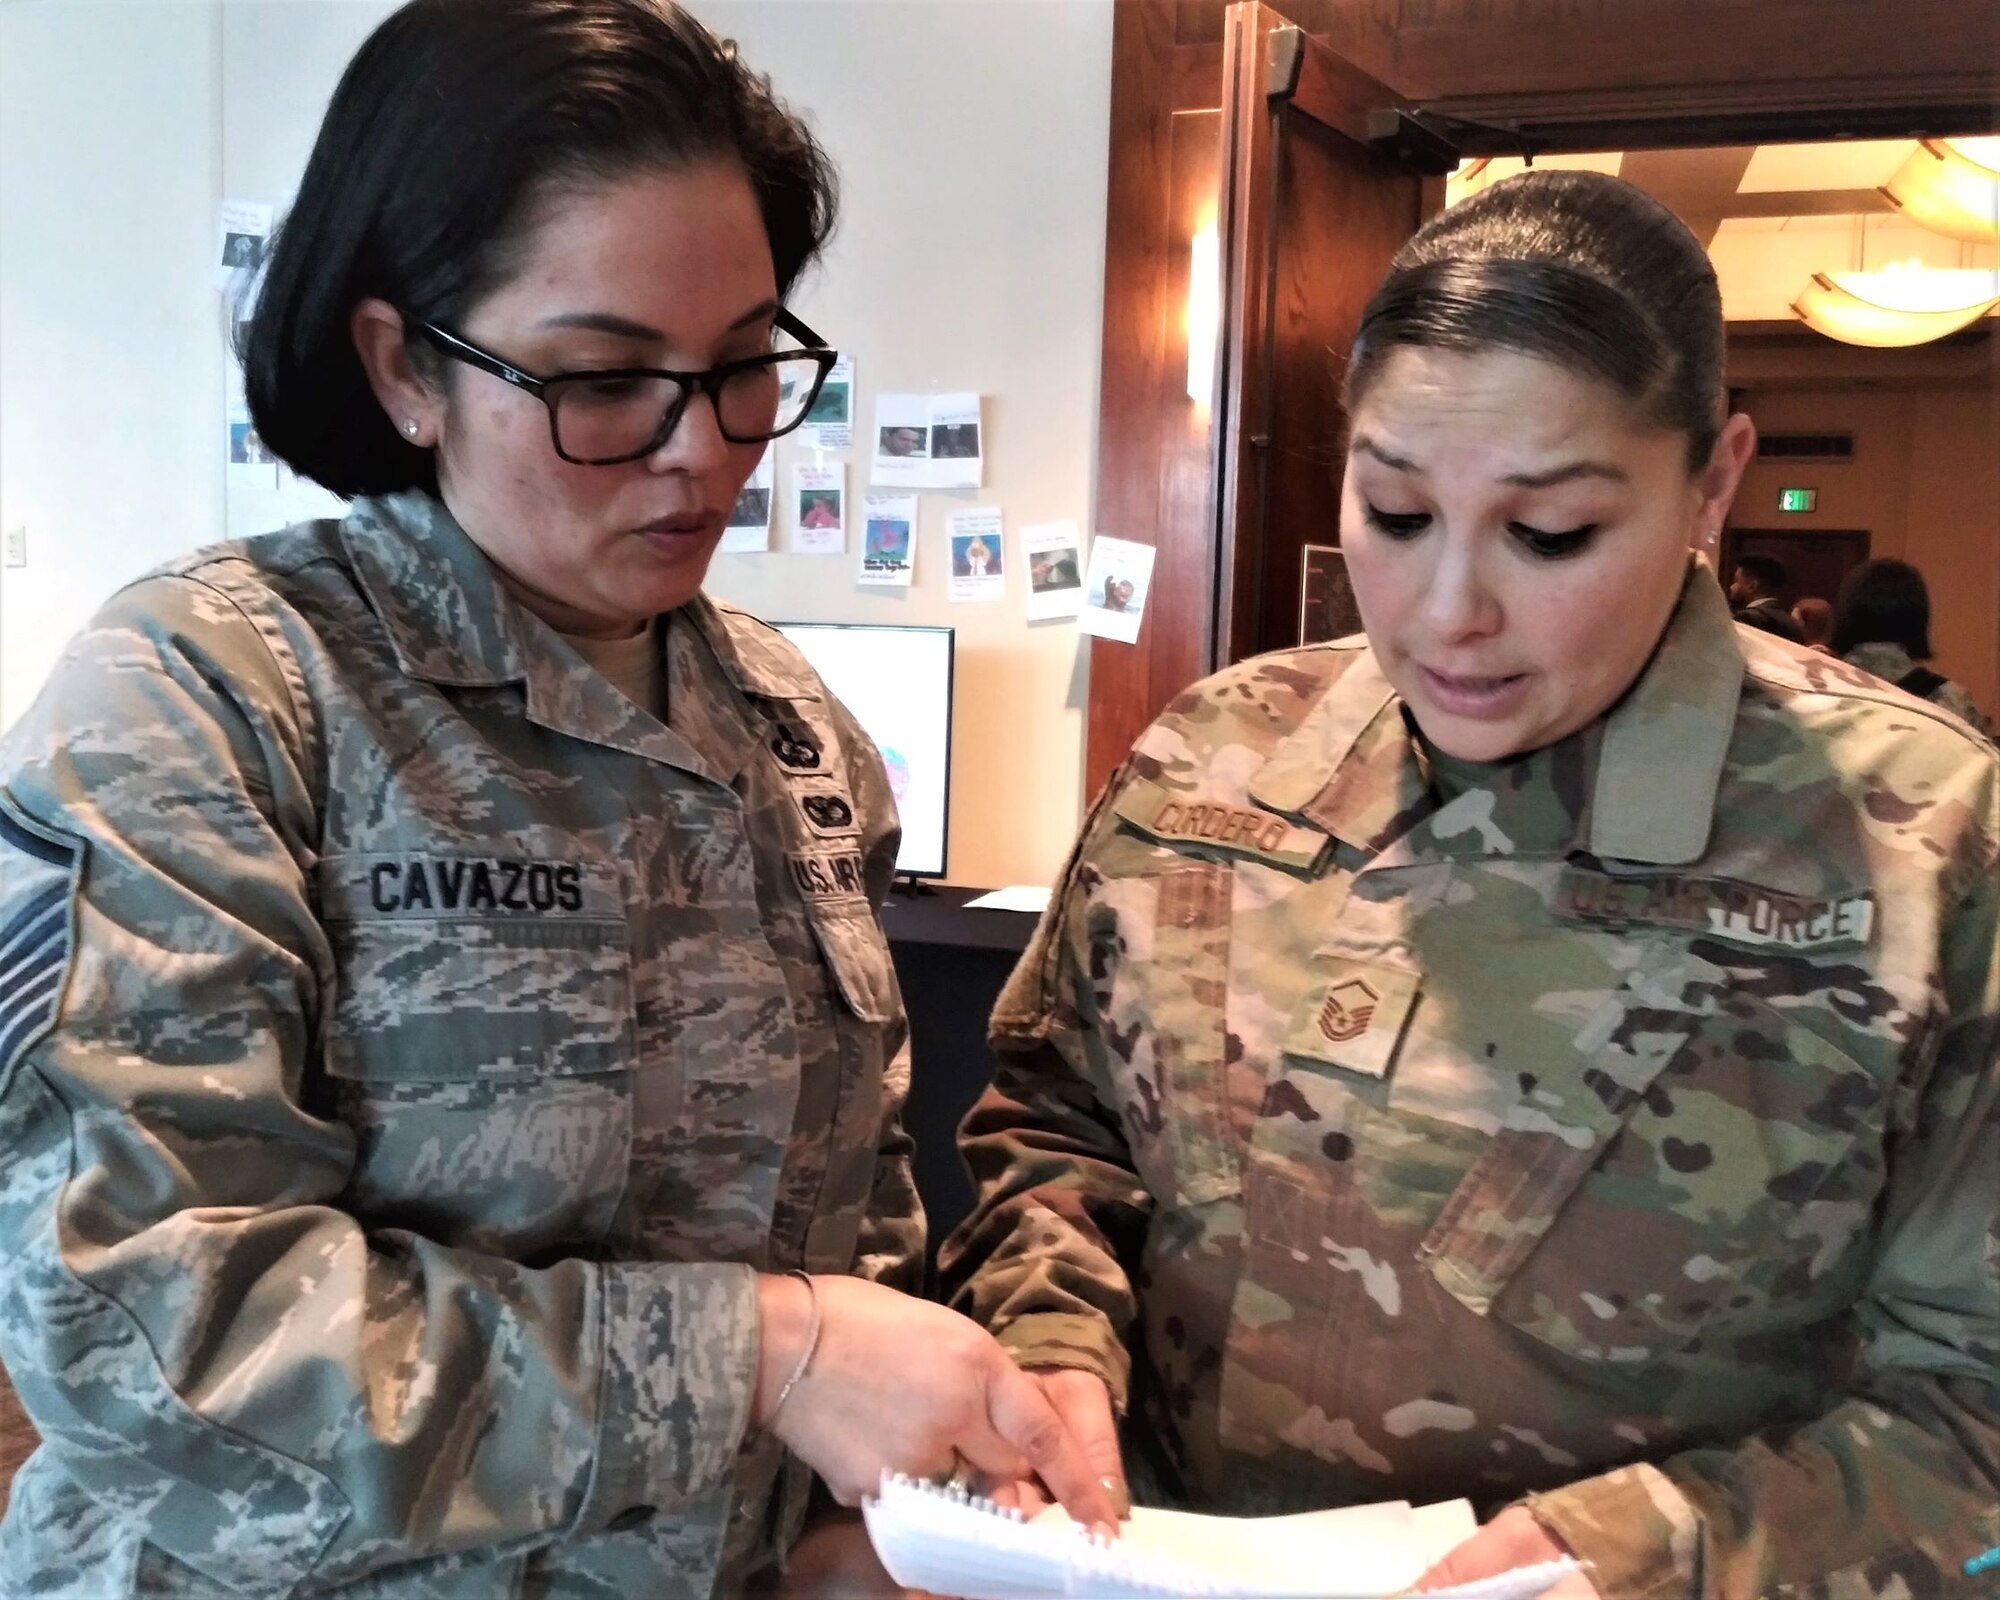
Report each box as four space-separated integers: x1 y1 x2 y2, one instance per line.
1099 1475 1132 1520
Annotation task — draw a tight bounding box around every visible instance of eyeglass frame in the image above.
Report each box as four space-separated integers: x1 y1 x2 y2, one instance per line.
409 307 838 465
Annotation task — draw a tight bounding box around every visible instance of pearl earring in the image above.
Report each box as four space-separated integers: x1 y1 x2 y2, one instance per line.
403 420 420 438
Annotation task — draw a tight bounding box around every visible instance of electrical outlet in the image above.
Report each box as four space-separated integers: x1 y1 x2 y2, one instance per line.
2 527 24 568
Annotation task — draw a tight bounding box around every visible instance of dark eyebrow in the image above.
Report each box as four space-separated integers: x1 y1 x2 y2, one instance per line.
1351 436 1418 472
1352 436 1627 488
1500 460 1630 488
536 299 781 342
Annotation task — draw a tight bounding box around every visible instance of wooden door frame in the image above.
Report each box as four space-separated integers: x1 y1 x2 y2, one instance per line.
1084 0 2000 797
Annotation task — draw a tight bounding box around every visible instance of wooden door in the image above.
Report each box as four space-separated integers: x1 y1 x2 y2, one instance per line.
1210 9 1442 666
1085 3 1440 793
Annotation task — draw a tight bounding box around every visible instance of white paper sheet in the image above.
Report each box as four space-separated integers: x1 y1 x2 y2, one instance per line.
1078 535 1158 644
963 886 1051 914
798 354 855 450
947 507 1005 602
872 392 983 489
719 449 774 553
1022 519 1085 621
858 494 917 586
791 461 846 555
862 1474 1580 1600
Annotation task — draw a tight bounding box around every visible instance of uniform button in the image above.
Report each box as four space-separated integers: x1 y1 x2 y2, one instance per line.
608 1505 656 1532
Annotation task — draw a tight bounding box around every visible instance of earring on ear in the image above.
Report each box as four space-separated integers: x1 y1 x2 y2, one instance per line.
403 420 421 439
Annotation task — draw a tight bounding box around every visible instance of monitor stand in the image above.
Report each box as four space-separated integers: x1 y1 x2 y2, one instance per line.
894 873 938 898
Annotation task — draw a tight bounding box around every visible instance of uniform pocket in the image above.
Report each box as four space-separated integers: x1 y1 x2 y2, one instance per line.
1421 950 1884 1364
324 917 636 1083
804 902 898 1024
1093 862 1243 1209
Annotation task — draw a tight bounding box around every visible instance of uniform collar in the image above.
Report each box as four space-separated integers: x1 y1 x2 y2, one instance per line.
339 491 813 777
1250 559 1744 867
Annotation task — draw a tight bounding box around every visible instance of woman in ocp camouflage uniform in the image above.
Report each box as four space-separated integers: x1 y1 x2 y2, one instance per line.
0 3 1113 1596
944 171 1999 1600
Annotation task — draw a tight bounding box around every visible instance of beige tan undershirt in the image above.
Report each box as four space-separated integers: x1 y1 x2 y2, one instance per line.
561 620 668 722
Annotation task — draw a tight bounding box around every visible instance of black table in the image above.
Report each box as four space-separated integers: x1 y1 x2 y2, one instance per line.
876 887 1039 1294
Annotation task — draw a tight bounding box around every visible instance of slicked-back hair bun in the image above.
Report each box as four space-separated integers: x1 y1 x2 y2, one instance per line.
1345 170 1725 474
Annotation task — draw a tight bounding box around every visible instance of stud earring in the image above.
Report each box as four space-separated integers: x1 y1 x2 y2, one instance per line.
403 420 420 438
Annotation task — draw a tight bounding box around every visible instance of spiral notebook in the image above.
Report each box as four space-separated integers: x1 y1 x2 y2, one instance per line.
862 1473 1583 1600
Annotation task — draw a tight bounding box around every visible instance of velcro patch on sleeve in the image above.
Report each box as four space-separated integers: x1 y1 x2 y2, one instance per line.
1555 866 1875 952
0 798 84 1084
1281 958 1422 1080
1114 777 1330 873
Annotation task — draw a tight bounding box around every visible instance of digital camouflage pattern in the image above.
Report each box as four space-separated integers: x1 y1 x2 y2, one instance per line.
0 490 922 1598
944 565 2000 1599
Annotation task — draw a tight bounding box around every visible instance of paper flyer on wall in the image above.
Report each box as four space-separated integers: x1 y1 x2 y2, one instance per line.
871 393 983 489
792 462 846 554
798 354 855 450
224 367 277 491
1022 520 1085 620
720 449 775 553
213 198 274 292
946 508 1005 602
858 494 917 586
1079 535 1157 644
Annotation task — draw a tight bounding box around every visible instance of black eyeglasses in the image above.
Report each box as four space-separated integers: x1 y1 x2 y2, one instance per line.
412 308 837 465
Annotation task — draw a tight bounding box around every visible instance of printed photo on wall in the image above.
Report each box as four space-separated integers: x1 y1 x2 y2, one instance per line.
1022 520 1085 621
872 393 983 489
214 198 273 293
1299 543 1363 644
720 449 775 553
1078 535 1157 645
946 507 1005 603
792 462 846 555
799 354 855 450
858 494 917 587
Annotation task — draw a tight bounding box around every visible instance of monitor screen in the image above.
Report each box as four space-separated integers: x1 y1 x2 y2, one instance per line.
774 623 954 879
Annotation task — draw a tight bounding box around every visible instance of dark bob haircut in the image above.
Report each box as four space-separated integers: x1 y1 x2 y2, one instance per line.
1344 169 1725 474
243 0 837 498
1830 557 1935 661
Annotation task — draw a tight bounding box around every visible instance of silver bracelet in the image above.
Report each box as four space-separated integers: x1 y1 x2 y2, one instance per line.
768 1269 821 1423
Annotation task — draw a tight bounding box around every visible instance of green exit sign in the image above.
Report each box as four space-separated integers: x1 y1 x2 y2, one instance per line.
1779 487 1817 513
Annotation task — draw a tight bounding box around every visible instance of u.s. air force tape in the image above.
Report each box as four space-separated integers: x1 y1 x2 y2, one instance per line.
1113 777 1329 871
321 855 623 921
1556 866 1874 952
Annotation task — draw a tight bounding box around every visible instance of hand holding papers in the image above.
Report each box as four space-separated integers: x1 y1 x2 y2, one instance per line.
862 1473 1585 1600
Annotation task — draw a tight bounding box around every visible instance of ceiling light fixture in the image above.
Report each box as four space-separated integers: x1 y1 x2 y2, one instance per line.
1881 137 2000 243
1793 264 1999 347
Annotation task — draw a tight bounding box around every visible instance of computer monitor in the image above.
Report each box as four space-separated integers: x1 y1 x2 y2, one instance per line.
774 623 954 880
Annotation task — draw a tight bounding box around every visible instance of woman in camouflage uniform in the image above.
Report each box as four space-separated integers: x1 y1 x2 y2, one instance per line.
945 171 1998 1600
0 3 1112 1596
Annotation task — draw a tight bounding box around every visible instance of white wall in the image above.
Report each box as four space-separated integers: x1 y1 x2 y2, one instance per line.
696 1 1111 888
0 0 226 727
0 0 1113 888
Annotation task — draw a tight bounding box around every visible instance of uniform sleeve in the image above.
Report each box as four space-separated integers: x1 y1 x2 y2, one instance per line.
842 700 925 1293
0 578 759 1593
1530 771 2000 1600
939 771 1152 1409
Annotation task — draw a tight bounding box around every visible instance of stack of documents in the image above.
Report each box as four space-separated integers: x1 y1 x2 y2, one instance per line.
861 1472 1583 1599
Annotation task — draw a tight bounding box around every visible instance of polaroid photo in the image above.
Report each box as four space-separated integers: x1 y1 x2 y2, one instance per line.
1078 535 1158 644
1022 520 1085 621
